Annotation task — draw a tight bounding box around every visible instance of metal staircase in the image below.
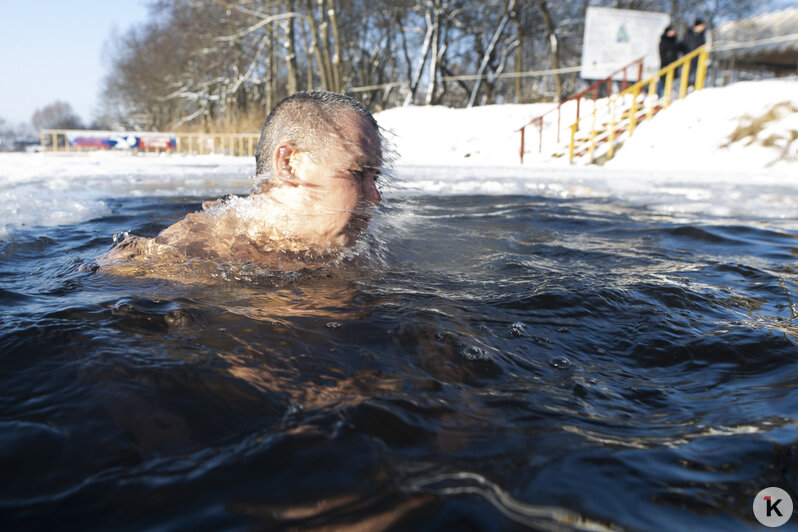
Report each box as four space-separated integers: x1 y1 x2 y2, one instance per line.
565 45 709 163
518 45 709 164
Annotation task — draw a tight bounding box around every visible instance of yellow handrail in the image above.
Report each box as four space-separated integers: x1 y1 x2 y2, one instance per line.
568 44 708 164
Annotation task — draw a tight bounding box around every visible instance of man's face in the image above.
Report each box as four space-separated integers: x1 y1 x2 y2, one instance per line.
288 111 383 246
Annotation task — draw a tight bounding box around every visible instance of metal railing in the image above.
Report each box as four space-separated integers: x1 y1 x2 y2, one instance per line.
518 57 645 163
39 130 261 157
566 44 709 163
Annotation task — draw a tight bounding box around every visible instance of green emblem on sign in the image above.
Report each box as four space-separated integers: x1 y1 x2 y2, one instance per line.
617 25 629 42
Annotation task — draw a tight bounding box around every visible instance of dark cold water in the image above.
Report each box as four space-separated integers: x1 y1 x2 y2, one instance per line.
2 190 798 531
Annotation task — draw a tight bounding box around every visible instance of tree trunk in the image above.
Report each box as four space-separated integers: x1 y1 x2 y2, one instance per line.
468 0 514 107
327 0 343 93
283 0 299 95
404 6 434 106
537 0 562 101
315 0 335 91
425 2 440 105
305 0 330 90
510 3 523 103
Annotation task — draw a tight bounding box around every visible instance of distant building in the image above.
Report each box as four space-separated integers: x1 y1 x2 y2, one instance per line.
712 8 798 84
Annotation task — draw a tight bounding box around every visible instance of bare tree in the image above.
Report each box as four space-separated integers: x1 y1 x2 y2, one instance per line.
536 0 563 101
31 101 84 131
96 0 762 128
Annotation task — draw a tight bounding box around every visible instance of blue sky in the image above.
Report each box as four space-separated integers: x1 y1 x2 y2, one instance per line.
0 1 151 126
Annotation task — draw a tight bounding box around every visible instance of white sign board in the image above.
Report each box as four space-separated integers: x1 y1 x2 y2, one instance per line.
581 7 670 81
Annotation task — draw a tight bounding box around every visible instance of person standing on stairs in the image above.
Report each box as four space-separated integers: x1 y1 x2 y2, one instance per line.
657 26 685 98
683 19 707 88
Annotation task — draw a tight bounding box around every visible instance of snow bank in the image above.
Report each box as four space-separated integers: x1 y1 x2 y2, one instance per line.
374 79 798 173
1 79 797 239
376 102 557 167
375 79 798 224
606 80 798 172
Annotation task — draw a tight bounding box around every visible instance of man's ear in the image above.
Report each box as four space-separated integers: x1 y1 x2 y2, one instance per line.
273 142 298 183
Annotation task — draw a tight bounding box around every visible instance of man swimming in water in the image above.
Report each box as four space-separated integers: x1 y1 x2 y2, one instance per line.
99 91 383 275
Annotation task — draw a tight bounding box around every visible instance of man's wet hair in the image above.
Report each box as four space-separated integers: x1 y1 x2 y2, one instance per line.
255 90 379 177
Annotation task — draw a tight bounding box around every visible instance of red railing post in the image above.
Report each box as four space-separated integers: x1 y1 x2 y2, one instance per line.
520 126 525 163
622 67 627 92
637 60 643 83
538 117 543 153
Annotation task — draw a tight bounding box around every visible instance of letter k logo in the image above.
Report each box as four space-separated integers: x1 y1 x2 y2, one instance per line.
765 496 783 517
754 487 792 526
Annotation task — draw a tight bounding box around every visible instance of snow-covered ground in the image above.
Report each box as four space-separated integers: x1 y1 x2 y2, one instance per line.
380 79 798 221
1 79 796 239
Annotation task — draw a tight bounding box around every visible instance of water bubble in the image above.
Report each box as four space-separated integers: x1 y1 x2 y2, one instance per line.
548 356 573 370
112 231 129 244
326 321 342 329
556 327 569 333
462 345 490 361
510 322 526 337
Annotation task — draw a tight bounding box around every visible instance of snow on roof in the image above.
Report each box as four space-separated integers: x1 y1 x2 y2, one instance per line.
713 9 798 68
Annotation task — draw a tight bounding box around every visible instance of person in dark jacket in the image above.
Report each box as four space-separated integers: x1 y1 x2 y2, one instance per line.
657 26 684 97
683 19 707 86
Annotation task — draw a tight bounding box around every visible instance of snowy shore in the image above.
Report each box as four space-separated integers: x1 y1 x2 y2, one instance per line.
1 79 796 238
